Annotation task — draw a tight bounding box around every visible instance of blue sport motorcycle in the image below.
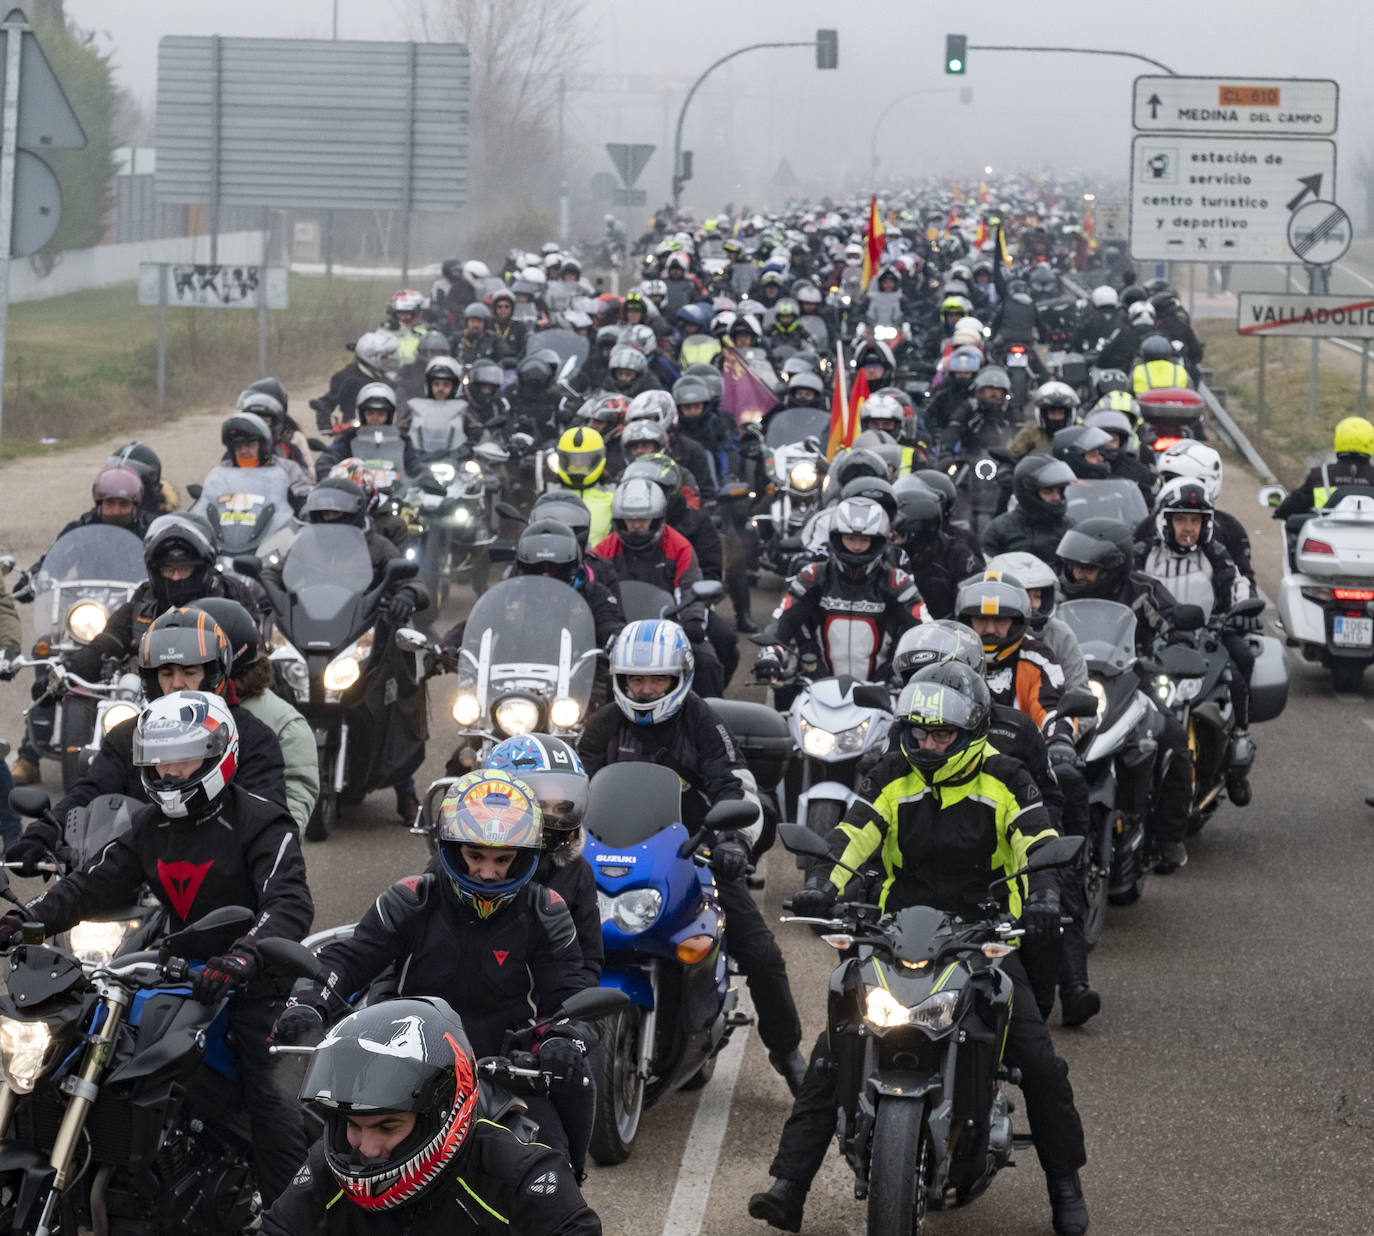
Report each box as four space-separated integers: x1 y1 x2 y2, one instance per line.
584 762 755 1165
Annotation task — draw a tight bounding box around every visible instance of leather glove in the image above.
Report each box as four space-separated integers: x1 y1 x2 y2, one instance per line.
753 652 782 683
537 1034 586 1091
0 647 18 680
1020 887 1062 947
0 910 28 949
386 589 416 626
272 996 327 1044
5 834 58 880
1238 614 1263 633
710 833 750 882
1048 741 1080 771
192 951 257 1004
10 572 32 604
681 620 706 643
791 879 838 919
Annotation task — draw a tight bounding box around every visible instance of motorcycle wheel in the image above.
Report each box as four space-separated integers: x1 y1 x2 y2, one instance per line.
867 1097 932 1236
419 525 446 608
588 1006 645 1166
305 788 337 843
59 696 97 792
1331 659 1364 693
802 800 844 883
1081 822 1111 950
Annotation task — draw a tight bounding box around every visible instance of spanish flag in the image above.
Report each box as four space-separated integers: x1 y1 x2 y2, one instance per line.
974 218 988 250
1083 201 1096 250
860 195 886 293
943 206 960 238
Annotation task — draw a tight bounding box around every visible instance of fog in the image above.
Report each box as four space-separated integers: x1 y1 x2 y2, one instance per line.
67 0 1374 217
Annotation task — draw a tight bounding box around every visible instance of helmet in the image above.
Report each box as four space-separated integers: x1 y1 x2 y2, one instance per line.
424 355 463 394
948 345 983 378
913 468 958 523
465 359 504 399
671 375 711 412
974 366 1012 397
555 427 606 489
1156 440 1222 504
850 430 902 480
531 492 591 549
627 389 679 433
462 259 491 283
418 329 450 359
796 284 822 307
562 256 583 277
1140 334 1174 364
1126 301 1156 328
93 464 143 507
515 353 555 392
956 572 1032 664
243 376 289 416
621 323 657 355
891 481 943 558
621 416 669 459
436 769 543 919
462 302 492 325
774 298 800 320
611 476 667 549
1154 476 1213 552
1334 416 1374 457
684 363 724 404
107 442 163 491
131 691 239 820
1122 285 1148 307
354 330 400 371
1010 453 1076 525
1053 425 1113 480
608 344 646 377
514 518 582 585
676 302 712 332
610 619 695 725
484 734 587 860
1083 408 1135 460
827 448 888 495
731 314 762 342
303 997 478 1214
144 514 216 607
1094 369 1131 398
221 412 273 464
236 387 287 438
1149 292 1181 319
622 453 684 508
355 382 398 424
828 496 890 578
577 392 629 438
186 597 260 677
860 392 904 433
984 551 1058 627
839 475 897 521
896 661 991 783
1029 266 1058 293
303 477 369 527
137 606 233 699
892 619 985 681
328 458 380 510
786 371 825 402
1090 285 1119 309
941 294 972 316
1056 518 1134 599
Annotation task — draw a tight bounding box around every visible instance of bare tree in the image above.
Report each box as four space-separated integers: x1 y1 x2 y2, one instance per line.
112 86 154 148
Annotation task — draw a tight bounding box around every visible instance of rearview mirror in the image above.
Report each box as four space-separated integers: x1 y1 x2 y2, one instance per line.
1258 485 1285 509
256 936 327 983
777 822 830 860
1023 835 1084 871
558 987 629 1023
748 624 779 647
1172 604 1205 632
231 554 263 580
394 627 428 654
850 683 892 712
167 905 255 957
1058 690 1099 719
384 557 419 585
486 540 516 563
1228 596 1265 620
307 437 328 454
703 800 758 833
495 501 524 522
187 483 203 501
7 787 51 820
691 579 725 603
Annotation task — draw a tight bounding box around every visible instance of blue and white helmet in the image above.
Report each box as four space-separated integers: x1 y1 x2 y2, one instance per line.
484 734 588 859
610 619 695 725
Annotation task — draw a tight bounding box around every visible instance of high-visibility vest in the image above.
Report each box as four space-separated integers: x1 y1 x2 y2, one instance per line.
1131 359 1190 394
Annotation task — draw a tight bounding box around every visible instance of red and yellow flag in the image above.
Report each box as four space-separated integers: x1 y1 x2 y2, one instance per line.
860 195 886 293
826 348 852 460
942 206 960 238
974 218 988 250
978 180 990 205
1083 201 1096 250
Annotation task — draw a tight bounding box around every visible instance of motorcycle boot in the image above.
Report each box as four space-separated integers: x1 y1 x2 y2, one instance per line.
1048 1170 1090 1235
748 1178 807 1232
11 757 40 785
395 784 421 827
1225 730 1255 807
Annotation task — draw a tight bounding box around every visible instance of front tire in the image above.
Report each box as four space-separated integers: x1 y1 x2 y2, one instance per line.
58 696 97 792
305 787 337 843
802 799 844 882
867 1098 931 1236
588 1006 645 1166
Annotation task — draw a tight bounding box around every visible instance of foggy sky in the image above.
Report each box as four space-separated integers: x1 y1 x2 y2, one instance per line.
66 0 1374 214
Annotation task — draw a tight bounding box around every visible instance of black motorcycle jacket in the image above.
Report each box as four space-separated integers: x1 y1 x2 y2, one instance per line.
667 499 723 581
315 361 388 432
27 782 312 983
1274 455 1374 521
938 397 1019 454
1089 570 1179 654
455 330 500 366
262 1124 602 1236
670 430 719 500
896 531 984 620
991 293 1042 345
1073 304 1121 353
980 505 1069 565
308 874 584 1060
922 377 976 432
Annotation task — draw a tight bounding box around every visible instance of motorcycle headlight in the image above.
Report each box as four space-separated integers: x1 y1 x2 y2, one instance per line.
550 697 581 728
268 628 310 702
464 459 483 476
910 989 959 1033
101 701 140 734
494 697 540 737
864 986 910 1030
68 918 139 966
788 460 820 492
874 324 899 341
545 450 559 475
452 692 481 726
66 601 107 644
0 1016 52 1093
322 629 375 695
430 461 456 485
448 507 474 526
597 888 663 934
863 986 959 1034
1088 678 1108 717
800 717 869 758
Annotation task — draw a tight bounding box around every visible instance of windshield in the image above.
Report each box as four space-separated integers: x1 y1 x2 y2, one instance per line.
525 328 588 377
65 793 142 866
765 407 831 448
406 399 468 456
35 525 146 642
1056 599 1138 676
280 524 376 649
456 576 597 710
350 425 410 492
198 466 295 551
616 579 676 625
585 763 683 848
1065 479 1149 529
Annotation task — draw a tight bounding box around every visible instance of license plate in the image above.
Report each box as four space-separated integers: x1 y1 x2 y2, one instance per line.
1006 351 1029 368
1333 615 1372 647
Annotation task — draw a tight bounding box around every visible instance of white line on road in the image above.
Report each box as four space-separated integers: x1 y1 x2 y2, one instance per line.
1362 718 1374 733
660 988 755 1236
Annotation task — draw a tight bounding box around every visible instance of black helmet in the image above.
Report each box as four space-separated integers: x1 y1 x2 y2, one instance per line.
136 606 234 700
892 619 985 681
143 514 216 607
1052 425 1113 480
828 496 890 579
466 359 504 393
1140 334 1174 364
684 362 724 404
839 474 897 522
303 477 369 527
221 412 274 464
1093 369 1130 398
516 353 556 392
891 481 944 560
896 661 991 783
108 441 163 491
186 597 260 677
245 376 289 415
827 448 888 497
531 491 592 550
1010 453 1076 526
301 996 479 1213
1056 517 1134 599
913 469 958 524
955 572 1032 665
671 374 712 409
1120 285 1148 307
1034 381 1080 435
514 518 582 584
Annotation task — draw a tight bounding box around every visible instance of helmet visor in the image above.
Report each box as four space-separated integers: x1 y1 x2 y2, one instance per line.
901 681 983 730
436 777 543 850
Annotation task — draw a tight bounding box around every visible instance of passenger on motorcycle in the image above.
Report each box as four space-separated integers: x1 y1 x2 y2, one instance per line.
458 359 514 441
984 551 1088 691
1 691 312 1202
1072 284 1122 354
553 426 615 546
669 376 730 497
990 279 1049 379
578 619 806 1095
1052 424 1115 481
981 453 1077 561
889 477 984 619
750 663 1089 1236
264 997 602 1235
105 440 179 518
1011 381 1080 460
1130 333 1192 395
240 379 315 472
1274 415 1374 520
313 330 399 433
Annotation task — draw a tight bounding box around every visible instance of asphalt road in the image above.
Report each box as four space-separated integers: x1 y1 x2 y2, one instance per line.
2 399 1372 1235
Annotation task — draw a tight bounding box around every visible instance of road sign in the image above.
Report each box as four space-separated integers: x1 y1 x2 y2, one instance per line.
1127 134 1336 263
1237 293 1374 339
137 263 288 309
605 142 655 188
1095 202 1128 241
611 187 646 207
1132 76 1337 136
1287 199 1351 265
0 13 85 150
10 147 56 255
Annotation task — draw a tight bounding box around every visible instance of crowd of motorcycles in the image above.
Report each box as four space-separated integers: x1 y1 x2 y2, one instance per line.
0 173 1326 1236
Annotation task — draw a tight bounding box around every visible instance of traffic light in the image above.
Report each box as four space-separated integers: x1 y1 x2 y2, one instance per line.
945 34 967 74
816 28 838 70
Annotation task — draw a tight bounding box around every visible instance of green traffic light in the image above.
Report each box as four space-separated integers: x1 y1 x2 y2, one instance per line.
948 58 963 72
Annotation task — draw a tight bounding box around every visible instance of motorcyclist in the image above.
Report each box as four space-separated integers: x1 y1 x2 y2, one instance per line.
107 441 180 517
314 383 420 481
990 279 1048 378
599 344 661 398
1073 284 1122 354
0 691 312 1204
984 551 1089 692
1130 333 1192 394
553 426 616 546
271 769 594 1170
1056 517 1195 872
312 331 399 434
1154 440 1254 583
262 997 602 1234
488 287 528 363
922 344 983 432
889 477 983 619
981 452 1076 561
749 662 1089 1236
1094 299 1156 373
1052 424 1115 481
669 376 727 498
239 379 314 472
455 302 499 365
192 412 312 524
513 517 624 649
393 328 452 405
458 358 514 440
578 618 807 1095
1011 381 1081 460
1084 407 1157 505
504 350 564 443
938 365 1017 456
1149 290 1205 383
396 354 465 438
1274 415 1374 520
382 288 428 364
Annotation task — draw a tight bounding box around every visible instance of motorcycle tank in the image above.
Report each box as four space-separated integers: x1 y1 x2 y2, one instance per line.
33 524 146 642
280 523 376 650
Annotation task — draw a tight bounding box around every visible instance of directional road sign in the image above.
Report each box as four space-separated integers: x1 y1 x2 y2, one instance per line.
1287 199 1351 265
605 142 655 188
1237 293 1374 340
1132 76 1337 136
1128 134 1336 263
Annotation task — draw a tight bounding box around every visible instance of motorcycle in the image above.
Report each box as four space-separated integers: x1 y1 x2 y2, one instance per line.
237 523 424 842
1001 342 1033 409
1261 484 1374 692
189 465 297 575
746 407 830 581
776 822 1083 1234
1139 388 1208 459
0 900 263 1236
944 439 1015 537
583 762 755 1164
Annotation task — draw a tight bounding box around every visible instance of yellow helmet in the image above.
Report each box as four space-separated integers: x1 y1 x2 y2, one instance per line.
555 426 606 489
1334 416 1374 457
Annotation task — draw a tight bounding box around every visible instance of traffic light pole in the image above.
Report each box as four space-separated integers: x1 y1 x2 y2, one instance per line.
967 44 1176 74
671 40 818 210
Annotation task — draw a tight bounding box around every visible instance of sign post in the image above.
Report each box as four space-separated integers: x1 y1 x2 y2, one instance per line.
604 142 654 293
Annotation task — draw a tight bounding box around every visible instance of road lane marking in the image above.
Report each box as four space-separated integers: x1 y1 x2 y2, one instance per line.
1362 718 1374 733
660 988 755 1236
